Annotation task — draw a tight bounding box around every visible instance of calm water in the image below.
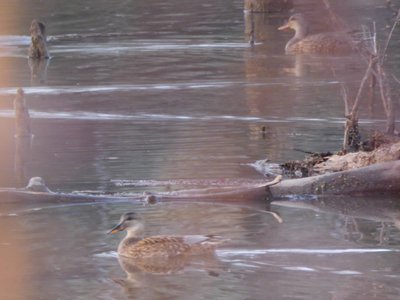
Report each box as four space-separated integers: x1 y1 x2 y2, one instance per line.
0 0 400 299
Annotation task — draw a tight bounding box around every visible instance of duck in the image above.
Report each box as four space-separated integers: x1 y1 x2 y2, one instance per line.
278 13 357 55
109 212 226 259
28 19 49 59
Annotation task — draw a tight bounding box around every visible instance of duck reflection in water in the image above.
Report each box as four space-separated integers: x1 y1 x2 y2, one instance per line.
14 88 33 186
28 58 50 85
109 212 227 288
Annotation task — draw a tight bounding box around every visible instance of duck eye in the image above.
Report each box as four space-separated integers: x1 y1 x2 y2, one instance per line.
124 213 136 221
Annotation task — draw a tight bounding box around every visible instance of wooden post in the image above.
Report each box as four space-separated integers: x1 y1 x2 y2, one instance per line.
244 0 293 13
14 88 31 138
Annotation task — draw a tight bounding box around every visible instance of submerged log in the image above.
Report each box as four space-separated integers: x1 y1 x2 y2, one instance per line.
0 176 282 204
1 161 399 204
0 177 137 203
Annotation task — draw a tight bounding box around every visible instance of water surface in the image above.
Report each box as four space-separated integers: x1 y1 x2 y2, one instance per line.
0 0 400 299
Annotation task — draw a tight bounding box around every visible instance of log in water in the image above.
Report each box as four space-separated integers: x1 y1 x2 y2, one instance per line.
1 161 399 203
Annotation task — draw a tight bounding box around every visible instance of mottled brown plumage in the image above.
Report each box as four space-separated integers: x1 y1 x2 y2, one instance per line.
278 13 356 55
109 212 226 259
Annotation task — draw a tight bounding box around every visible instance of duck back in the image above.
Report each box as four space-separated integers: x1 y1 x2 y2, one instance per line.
118 235 223 259
286 32 356 55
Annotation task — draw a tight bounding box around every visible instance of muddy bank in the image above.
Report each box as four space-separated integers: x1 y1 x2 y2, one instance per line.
279 135 400 176
314 141 400 173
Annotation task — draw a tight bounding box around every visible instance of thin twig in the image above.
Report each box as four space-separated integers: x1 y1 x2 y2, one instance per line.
343 121 350 150
380 67 395 134
351 59 375 115
264 175 283 187
392 74 400 84
372 21 377 55
341 83 350 116
264 210 283 224
380 8 400 65
331 67 350 116
376 64 390 115
322 0 349 31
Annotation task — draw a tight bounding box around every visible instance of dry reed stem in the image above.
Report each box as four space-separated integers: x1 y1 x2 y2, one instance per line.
322 0 349 31
380 8 400 65
351 59 375 116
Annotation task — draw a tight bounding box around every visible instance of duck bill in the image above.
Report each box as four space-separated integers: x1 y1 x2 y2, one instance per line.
278 23 290 31
108 222 124 234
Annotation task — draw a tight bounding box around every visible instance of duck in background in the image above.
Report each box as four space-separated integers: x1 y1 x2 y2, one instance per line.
28 19 50 59
278 13 358 55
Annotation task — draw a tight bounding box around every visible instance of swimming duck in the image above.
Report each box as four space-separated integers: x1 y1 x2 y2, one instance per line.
278 13 356 55
109 212 226 259
28 19 49 59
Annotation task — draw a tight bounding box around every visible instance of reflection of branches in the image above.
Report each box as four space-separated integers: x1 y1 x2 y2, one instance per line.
13 89 33 186
378 222 388 246
15 137 32 187
341 217 397 245
343 217 364 242
248 10 255 46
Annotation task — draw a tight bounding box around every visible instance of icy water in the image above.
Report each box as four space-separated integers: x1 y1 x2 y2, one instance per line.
1 0 400 299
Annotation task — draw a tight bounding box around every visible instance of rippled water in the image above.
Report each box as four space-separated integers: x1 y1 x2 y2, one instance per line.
1 0 400 299
2 199 400 300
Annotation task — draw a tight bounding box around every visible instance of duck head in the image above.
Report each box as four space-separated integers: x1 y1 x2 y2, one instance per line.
278 13 309 38
109 212 144 236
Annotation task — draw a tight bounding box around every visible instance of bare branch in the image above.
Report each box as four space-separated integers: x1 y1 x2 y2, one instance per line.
322 0 349 31
376 65 390 115
392 74 400 85
341 84 350 116
351 58 375 116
